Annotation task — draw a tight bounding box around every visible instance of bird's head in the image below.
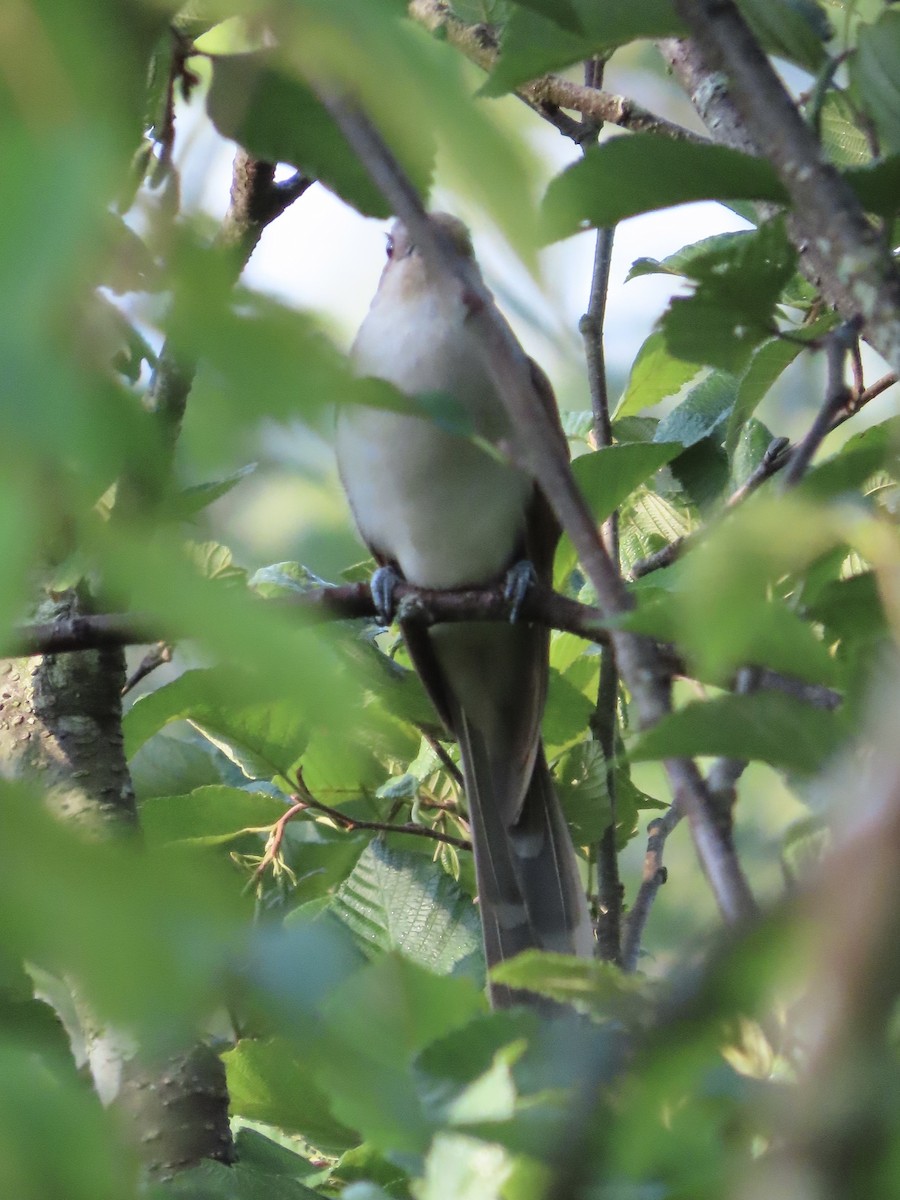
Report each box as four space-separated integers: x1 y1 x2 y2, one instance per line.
376 212 477 303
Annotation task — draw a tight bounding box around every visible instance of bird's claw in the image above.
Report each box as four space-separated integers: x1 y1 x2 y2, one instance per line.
504 560 537 624
371 565 402 626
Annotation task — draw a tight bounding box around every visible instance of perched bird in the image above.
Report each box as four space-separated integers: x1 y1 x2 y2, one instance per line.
337 213 593 1006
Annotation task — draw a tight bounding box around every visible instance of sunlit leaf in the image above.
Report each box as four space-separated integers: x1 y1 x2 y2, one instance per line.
139 786 289 846
616 331 702 419
491 951 654 1022
124 667 309 779
223 1039 359 1154
325 841 483 974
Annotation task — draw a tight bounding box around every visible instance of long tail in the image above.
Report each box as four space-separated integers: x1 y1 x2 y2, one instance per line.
457 714 594 1007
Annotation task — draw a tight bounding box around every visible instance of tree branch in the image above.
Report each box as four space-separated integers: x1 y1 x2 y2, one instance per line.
621 807 680 972
408 0 704 144
7 583 840 710
669 2 900 377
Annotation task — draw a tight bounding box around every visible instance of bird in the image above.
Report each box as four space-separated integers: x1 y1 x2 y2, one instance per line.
336 212 594 1006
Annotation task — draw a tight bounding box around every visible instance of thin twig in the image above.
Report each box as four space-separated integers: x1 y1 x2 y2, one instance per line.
121 642 173 696
246 799 308 888
285 790 471 851
706 665 761 830
577 70 623 961
782 321 860 488
420 730 465 790
621 807 681 972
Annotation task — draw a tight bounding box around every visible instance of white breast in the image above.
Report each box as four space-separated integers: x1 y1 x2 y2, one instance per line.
337 286 532 589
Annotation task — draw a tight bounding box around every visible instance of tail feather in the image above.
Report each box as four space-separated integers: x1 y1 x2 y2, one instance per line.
458 713 594 1007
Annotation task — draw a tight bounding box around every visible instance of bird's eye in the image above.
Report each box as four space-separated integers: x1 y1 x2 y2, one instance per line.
385 234 395 259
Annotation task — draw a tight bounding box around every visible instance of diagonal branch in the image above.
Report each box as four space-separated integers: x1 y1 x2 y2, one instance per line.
670 1 900 376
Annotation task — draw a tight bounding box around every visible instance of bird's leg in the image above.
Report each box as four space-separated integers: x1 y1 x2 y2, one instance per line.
370 564 403 626
503 560 537 624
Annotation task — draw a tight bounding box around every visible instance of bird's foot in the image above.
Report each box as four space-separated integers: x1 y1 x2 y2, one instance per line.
370 564 403 626
504 560 537 624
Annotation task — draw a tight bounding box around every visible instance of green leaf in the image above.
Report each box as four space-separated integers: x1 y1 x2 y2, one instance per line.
781 816 830 880
129 727 247 801
669 438 730 512
331 1142 411 1196
850 10 900 155
232 1128 321 1182
730 417 779 490
726 337 803 454
139 786 289 846
308 955 485 1153
163 1159 325 1199
618 489 693 574
659 220 797 372
615 330 702 418
162 463 257 521
124 667 309 779
806 570 886 642
415 1132 512 1200
491 951 654 1022
0 1045 136 1200
326 841 483 974
554 741 611 843
818 89 873 166
739 0 832 71
206 52 403 217
510 0 585 34
625 229 759 282
799 416 900 499
654 372 738 448
845 154 900 216
248 561 331 599
482 0 684 97
543 669 596 750
630 691 843 773
554 442 682 582
223 1039 359 1154
542 135 788 243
